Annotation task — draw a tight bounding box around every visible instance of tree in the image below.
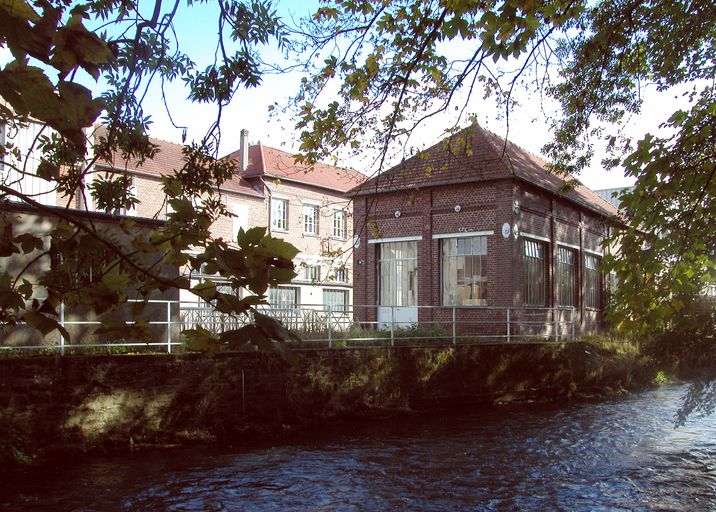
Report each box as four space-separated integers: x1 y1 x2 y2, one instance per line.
287 0 715 422
288 0 715 330
0 0 300 354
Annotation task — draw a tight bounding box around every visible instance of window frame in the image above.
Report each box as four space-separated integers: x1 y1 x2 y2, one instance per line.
303 203 319 235
333 267 346 283
585 253 603 310
556 245 577 307
522 238 547 307
304 264 321 282
440 235 488 307
379 241 418 307
268 286 300 309
271 198 288 232
332 209 346 239
323 288 349 313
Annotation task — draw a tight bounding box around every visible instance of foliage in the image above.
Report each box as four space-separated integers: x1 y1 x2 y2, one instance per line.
287 0 715 417
0 0 299 354
677 379 716 427
289 0 715 330
606 91 716 332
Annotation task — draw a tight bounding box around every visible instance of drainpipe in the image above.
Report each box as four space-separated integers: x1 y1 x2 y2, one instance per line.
261 176 272 234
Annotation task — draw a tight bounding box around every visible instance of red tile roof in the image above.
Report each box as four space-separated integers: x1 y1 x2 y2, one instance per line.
93 125 263 198
225 143 366 193
348 123 619 218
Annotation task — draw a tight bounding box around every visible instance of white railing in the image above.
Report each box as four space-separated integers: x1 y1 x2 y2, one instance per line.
0 301 577 353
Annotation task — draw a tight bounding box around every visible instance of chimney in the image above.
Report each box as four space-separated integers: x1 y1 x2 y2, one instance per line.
239 129 249 172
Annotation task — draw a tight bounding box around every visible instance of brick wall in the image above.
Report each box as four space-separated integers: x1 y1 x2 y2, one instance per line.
262 178 355 306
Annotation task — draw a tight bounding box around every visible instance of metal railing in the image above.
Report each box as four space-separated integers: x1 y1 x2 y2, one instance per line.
1 301 577 353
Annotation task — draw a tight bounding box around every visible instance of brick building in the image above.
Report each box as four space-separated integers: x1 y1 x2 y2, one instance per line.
97 127 366 312
348 123 620 336
225 130 366 312
3 121 364 310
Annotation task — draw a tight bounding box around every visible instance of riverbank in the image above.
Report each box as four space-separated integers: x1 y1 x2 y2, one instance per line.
0 338 681 472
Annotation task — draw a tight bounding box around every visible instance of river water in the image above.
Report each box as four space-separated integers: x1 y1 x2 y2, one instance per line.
2 385 715 511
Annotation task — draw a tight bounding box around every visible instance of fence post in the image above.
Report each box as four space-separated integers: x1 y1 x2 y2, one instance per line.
327 308 333 348
506 308 511 343
452 306 456 346
390 306 395 347
166 300 172 354
554 308 559 343
60 301 65 356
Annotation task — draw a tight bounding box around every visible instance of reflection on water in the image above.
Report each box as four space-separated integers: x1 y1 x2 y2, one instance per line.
2 385 715 511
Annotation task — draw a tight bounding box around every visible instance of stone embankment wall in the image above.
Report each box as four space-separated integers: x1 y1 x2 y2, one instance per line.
0 342 653 468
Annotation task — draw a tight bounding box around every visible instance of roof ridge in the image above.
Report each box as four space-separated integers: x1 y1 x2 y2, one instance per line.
476 124 542 164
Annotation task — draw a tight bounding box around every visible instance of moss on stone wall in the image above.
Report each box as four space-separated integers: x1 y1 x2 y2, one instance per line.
0 340 658 471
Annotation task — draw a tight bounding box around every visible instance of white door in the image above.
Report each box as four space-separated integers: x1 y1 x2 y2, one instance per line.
377 241 418 329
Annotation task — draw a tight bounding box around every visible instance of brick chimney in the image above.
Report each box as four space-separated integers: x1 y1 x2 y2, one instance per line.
239 129 249 172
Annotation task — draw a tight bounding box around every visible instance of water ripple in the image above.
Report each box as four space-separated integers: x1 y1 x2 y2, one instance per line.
1 385 714 511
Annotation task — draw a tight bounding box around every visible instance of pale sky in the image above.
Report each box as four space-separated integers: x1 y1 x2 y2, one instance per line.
2 1 696 192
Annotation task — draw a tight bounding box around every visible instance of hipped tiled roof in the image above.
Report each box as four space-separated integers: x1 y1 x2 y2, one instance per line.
349 123 619 218
225 143 366 193
94 125 263 198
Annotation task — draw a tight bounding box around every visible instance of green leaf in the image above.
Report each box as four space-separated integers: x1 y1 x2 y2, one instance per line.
237 226 267 248
22 311 61 336
13 233 44 254
37 159 61 181
51 13 115 79
101 260 129 292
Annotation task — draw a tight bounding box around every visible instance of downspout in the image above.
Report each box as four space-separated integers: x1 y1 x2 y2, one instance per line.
261 176 272 234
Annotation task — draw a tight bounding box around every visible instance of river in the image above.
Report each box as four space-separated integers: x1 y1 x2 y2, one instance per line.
1 384 714 511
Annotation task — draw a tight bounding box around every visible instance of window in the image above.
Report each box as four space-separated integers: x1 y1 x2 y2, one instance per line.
271 198 288 231
379 241 417 307
441 236 487 306
585 254 603 309
333 267 346 283
304 264 320 282
268 286 299 309
323 289 348 313
523 239 546 306
332 209 346 239
557 246 577 307
303 204 319 234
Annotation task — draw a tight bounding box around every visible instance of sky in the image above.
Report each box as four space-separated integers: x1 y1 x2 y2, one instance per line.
1 1 695 191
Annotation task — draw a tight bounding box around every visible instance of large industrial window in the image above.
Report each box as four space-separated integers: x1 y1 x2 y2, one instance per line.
271 198 288 231
585 254 602 309
523 239 546 306
379 241 417 307
557 246 577 307
441 236 488 306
